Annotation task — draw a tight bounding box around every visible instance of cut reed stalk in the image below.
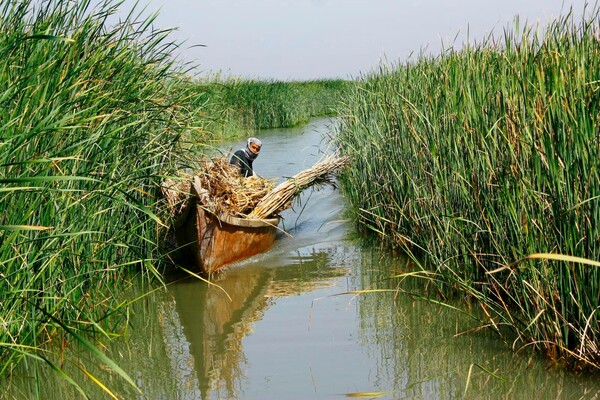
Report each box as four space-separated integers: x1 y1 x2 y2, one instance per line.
248 155 349 219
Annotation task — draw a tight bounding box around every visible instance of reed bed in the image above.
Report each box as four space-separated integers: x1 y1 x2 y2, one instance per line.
336 6 600 370
0 0 206 391
190 78 353 138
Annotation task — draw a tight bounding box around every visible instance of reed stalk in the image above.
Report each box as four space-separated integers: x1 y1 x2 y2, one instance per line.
248 155 349 219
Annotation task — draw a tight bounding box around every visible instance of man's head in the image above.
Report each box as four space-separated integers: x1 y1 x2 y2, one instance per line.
247 137 262 155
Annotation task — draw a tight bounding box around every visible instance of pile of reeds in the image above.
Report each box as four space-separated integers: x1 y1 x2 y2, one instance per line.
161 174 194 227
162 155 348 221
248 155 350 219
195 157 277 217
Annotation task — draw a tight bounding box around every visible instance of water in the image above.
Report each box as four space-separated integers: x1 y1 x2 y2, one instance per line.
5 118 600 399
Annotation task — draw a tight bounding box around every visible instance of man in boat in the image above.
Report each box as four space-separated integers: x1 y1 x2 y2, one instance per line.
230 137 262 178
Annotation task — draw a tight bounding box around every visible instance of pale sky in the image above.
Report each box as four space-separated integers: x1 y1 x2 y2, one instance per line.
110 0 590 80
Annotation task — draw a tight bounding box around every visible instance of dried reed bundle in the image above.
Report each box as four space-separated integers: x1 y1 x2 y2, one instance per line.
162 155 347 221
248 155 349 219
197 157 276 217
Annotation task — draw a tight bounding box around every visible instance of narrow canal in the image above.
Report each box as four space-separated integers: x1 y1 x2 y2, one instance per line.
6 118 600 399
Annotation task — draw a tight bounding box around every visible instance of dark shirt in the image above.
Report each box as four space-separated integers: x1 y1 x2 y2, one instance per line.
230 149 255 177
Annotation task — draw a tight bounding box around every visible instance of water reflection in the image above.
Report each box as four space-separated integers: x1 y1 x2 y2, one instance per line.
160 246 348 400
352 248 600 400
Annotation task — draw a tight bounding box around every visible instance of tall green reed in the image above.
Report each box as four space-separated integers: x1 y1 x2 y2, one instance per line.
336 6 600 369
0 0 206 390
191 77 352 138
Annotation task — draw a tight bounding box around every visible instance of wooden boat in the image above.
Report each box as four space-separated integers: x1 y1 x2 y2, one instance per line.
165 155 348 275
174 186 280 275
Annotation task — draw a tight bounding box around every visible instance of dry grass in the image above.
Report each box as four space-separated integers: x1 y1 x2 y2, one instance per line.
161 174 193 227
196 157 277 217
161 158 276 220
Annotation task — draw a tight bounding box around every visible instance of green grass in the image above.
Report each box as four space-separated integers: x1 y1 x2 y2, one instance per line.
335 5 600 370
0 0 209 392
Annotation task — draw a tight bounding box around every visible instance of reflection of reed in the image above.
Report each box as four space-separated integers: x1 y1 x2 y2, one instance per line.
266 268 349 298
353 248 600 399
354 249 485 398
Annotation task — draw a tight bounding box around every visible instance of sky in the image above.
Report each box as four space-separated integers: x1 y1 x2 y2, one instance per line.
110 0 591 81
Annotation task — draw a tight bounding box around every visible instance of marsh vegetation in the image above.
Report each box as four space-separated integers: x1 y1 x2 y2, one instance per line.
0 0 351 394
190 77 352 139
336 5 600 370
1 0 599 397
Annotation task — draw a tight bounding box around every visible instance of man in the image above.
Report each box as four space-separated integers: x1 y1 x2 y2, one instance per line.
230 137 262 177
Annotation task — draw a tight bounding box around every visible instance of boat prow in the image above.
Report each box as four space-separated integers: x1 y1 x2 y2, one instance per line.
175 204 280 275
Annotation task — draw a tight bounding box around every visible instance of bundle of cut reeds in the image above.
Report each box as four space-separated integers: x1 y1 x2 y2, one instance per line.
162 155 348 221
248 155 349 219
196 157 277 217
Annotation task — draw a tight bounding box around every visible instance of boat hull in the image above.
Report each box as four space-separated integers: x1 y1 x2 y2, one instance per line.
175 204 280 275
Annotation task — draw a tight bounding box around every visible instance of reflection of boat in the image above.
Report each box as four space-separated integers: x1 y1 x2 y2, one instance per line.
165 249 349 400
174 180 280 275
167 266 273 400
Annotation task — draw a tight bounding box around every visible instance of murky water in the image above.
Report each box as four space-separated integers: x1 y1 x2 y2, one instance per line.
5 118 600 399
